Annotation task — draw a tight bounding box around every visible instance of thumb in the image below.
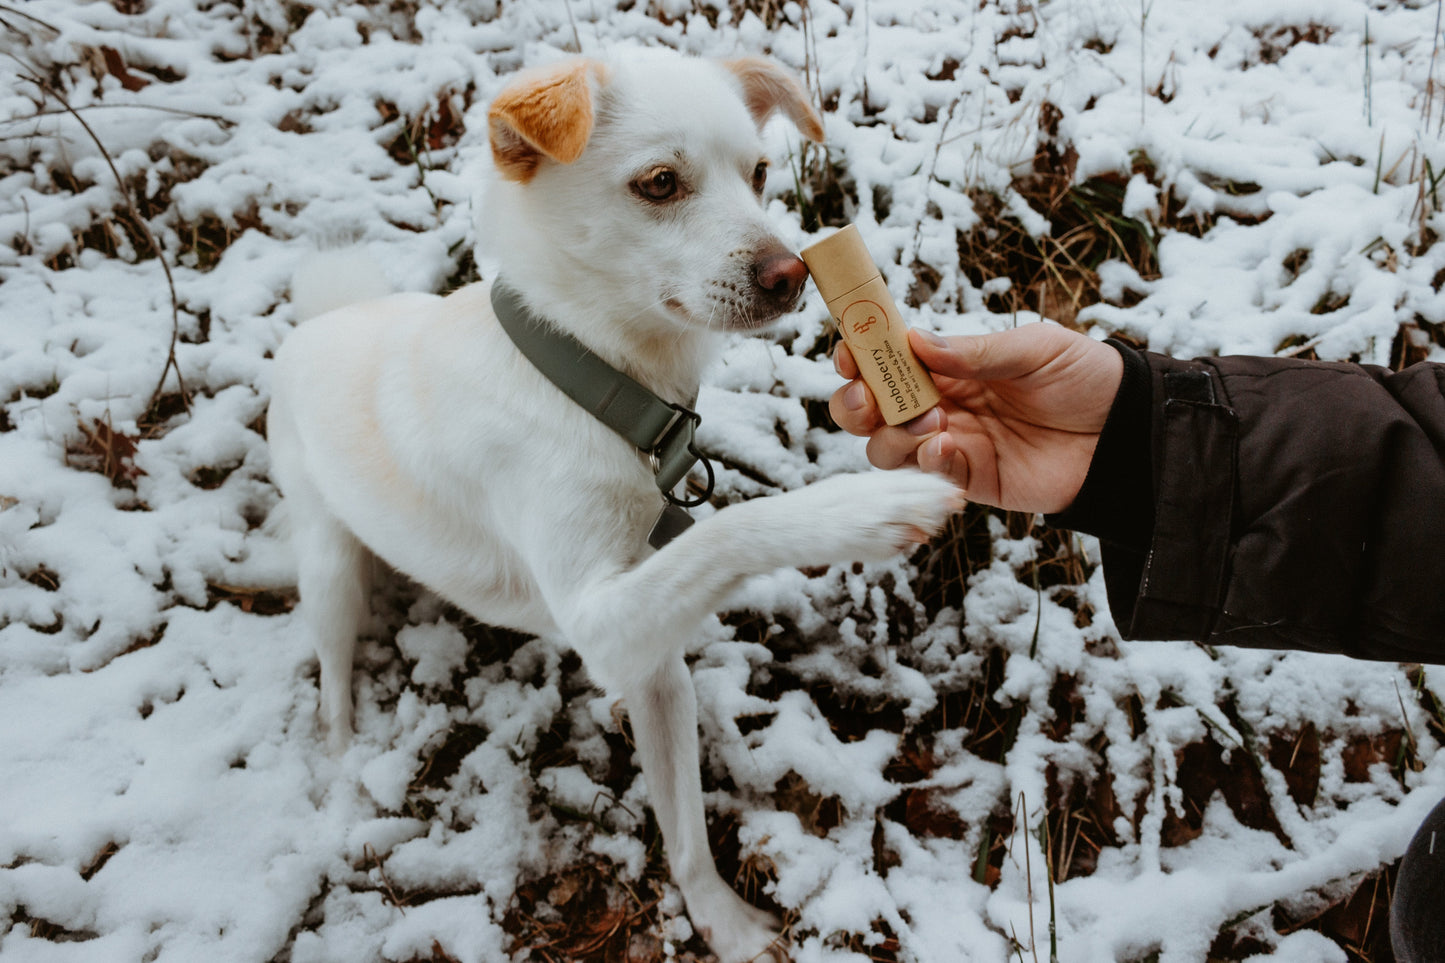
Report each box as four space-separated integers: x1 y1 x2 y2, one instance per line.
908 325 1064 382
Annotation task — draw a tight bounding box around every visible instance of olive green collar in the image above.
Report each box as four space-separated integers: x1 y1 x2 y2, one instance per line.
490 279 713 511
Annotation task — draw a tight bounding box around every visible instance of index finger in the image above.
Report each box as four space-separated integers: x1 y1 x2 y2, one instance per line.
832 340 859 379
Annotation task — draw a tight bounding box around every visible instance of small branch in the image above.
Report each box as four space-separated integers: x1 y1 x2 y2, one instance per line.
0 102 236 130
18 68 189 419
561 0 582 53
0 2 61 36
911 92 963 265
1428 0 1444 135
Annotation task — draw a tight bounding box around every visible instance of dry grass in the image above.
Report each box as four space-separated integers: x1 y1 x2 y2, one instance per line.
7 2 1439 960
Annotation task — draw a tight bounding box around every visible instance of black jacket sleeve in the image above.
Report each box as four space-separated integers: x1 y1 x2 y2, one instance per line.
1049 341 1445 664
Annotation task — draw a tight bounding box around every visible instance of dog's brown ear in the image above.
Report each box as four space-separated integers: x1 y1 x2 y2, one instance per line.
489 59 600 182
721 57 825 143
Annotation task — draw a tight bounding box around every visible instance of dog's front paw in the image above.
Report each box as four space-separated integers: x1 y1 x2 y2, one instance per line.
805 469 964 561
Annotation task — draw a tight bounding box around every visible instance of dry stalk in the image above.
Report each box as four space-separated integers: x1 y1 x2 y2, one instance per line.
362 843 408 913
0 3 60 36
1428 0 1444 135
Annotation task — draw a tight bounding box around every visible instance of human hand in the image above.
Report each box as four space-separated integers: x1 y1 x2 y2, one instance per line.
828 324 1124 515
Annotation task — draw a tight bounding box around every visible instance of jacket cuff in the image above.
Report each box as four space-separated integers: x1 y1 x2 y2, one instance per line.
1123 357 1238 639
1046 339 1153 551
1048 345 1240 642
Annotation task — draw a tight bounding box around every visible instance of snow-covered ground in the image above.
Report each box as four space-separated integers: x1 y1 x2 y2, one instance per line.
2 1 1444 961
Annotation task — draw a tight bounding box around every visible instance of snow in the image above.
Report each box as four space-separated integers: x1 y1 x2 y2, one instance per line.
3 0 1444 961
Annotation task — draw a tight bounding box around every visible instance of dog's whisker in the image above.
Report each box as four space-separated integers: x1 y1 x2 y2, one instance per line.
621 293 681 332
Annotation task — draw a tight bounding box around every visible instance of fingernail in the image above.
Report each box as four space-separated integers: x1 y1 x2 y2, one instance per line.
915 329 946 348
843 382 867 411
906 407 942 436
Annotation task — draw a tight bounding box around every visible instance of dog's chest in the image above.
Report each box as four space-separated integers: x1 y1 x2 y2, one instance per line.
321 289 686 627
368 406 663 627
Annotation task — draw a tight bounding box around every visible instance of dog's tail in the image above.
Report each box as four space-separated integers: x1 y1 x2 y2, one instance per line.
290 248 394 322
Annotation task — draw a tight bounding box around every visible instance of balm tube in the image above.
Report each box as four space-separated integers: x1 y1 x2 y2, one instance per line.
801 224 942 426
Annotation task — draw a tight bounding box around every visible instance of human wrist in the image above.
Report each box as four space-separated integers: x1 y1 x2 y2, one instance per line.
1045 339 1154 549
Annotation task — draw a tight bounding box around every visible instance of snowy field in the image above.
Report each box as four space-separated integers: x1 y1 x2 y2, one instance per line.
3 0 1445 961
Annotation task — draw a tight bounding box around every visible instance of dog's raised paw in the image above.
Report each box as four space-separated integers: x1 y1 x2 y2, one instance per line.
802 469 964 560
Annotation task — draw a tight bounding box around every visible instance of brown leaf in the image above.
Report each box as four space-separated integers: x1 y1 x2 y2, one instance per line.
22 565 60 591
277 110 308 133
100 46 150 92
1047 674 1085 740
1308 869 1395 957
774 770 843 836
425 940 461 963
1160 804 1204 848
884 736 940 782
80 842 119 881
205 583 297 616
1342 731 1404 782
1268 723 1320 807
426 98 463 151
548 870 586 908
1168 736 1287 846
885 787 967 840
71 418 146 489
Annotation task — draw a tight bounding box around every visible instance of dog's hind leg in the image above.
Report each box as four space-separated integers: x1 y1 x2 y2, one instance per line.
293 503 371 753
620 655 781 962
269 395 372 751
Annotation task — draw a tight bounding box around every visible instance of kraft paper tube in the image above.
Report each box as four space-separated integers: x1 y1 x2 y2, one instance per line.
801 224 942 426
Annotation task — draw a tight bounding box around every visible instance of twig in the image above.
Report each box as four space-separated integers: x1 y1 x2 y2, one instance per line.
1138 0 1150 126
0 2 61 35
1428 0 1444 135
399 121 441 214
17 66 189 419
862 0 870 113
1363 15 1374 127
1395 679 1419 759
0 102 236 129
1042 813 1059 963
911 92 964 265
1028 546 1042 660
362 843 407 913
561 0 582 53
1018 792 1038 963
1008 922 1028 963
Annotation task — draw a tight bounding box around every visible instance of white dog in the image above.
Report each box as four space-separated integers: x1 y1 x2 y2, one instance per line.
269 49 960 962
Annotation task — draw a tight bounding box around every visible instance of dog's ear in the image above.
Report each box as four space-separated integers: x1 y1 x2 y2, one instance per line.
721 57 825 143
488 59 600 182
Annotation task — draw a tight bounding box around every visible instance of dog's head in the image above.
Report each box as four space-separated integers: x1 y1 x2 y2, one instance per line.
482 49 824 337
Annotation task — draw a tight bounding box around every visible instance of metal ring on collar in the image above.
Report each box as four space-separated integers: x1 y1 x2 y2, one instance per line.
664 444 714 508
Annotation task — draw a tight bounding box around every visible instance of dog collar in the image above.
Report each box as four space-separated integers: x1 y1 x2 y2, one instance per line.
490 280 715 531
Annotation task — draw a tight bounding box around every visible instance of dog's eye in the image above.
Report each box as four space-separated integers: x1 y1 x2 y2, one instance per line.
751 160 769 195
634 167 679 202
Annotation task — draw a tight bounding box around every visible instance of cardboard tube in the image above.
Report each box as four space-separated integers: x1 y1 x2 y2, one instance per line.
801 224 942 426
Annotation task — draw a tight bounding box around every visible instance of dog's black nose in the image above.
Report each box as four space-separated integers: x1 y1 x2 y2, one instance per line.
754 250 809 306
